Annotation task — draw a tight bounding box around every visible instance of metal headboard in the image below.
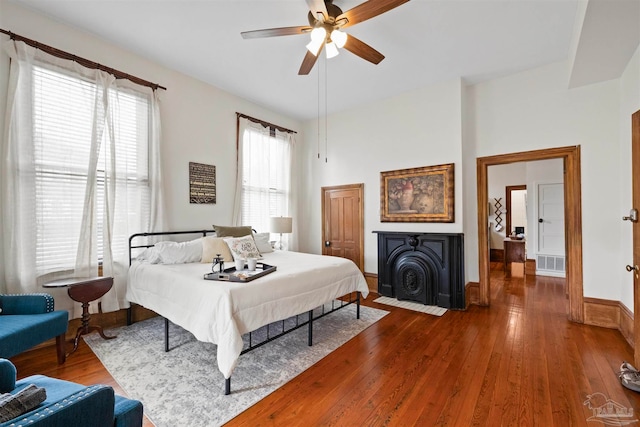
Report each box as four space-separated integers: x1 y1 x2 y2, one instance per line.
128 230 216 266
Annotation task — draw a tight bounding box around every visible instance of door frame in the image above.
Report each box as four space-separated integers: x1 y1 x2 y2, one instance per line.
321 183 365 271
505 184 526 237
477 146 584 322
632 110 640 366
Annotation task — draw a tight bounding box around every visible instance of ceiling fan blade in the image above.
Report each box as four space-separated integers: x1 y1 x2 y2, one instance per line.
241 26 311 39
343 35 384 64
337 0 410 29
306 0 329 21
298 46 324 75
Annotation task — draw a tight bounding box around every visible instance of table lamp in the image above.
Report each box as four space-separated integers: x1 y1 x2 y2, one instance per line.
270 216 292 250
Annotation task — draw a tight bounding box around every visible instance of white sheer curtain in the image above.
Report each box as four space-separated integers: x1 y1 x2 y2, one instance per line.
1 40 164 315
233 118 298 251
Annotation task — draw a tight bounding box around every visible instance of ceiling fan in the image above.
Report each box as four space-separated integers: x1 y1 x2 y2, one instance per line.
241 0 410 75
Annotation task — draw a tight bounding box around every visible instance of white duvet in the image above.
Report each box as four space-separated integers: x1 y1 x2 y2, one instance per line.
126 250 369 378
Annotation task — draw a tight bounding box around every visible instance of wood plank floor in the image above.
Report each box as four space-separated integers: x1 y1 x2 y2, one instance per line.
10 263 640 426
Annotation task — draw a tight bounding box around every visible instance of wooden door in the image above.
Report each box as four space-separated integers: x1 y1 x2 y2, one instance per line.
321 184 364 271
632 110 640 367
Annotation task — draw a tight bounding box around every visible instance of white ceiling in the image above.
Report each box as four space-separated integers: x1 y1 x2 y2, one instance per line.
8 0 585 121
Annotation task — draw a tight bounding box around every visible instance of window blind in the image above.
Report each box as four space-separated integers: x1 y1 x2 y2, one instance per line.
240 129 291 234
32 65 150 274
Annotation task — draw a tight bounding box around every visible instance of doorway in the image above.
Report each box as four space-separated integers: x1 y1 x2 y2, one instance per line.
505 185 526 237
321 183 364 271
477 146 584 323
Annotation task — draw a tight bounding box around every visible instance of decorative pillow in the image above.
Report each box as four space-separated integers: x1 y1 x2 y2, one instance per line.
159 239 203 264
0 384 47 423
213 225 253 238
135 246 162 264
201 236 234 263
223 235 262 260
137 238 202 264
253 232 273 253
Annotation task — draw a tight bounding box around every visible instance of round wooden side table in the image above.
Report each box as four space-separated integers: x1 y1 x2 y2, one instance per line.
44 276 117 355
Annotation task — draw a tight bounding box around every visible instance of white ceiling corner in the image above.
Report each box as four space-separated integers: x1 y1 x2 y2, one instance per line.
569 0 640 89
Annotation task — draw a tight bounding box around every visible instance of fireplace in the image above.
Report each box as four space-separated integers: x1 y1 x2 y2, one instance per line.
373 231 465 309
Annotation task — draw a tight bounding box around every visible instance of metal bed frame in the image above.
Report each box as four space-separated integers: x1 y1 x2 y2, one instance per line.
128 230 361 395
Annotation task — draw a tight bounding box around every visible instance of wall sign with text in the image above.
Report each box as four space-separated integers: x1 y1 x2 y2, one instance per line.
189 162 216 204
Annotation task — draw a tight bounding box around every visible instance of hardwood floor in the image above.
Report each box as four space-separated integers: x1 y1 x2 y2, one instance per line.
10 263 640 426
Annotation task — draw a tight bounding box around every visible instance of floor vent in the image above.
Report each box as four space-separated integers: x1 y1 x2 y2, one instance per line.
536 254 566 277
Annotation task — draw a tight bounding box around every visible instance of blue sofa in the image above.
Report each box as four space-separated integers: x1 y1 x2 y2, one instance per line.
0 358 143 427
0 294 68 364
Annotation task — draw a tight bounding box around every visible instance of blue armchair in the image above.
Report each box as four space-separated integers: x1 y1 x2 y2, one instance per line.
0 358 143 426
0 294 68 364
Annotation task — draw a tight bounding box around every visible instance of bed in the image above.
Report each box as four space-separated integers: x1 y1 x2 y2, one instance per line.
126 230 369 394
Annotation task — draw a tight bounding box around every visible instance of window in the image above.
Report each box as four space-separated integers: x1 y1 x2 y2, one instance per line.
239 124 292 234
32 65 150 274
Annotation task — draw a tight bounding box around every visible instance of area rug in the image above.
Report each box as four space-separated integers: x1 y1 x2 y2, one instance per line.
84 304 388 427
373 296 448 316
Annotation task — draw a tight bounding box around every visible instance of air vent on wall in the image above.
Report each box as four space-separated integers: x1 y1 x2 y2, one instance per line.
536 254 566 277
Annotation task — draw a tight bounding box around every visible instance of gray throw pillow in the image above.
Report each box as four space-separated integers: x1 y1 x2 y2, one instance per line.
213 225 253 238
0 384 47 422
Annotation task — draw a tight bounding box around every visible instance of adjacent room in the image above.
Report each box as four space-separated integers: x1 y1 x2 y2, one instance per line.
1 0 640 425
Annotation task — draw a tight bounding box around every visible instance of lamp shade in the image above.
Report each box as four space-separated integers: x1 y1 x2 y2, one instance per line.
331 29 347 48
306 27 326 56
270 216 292 234
325 42 339 59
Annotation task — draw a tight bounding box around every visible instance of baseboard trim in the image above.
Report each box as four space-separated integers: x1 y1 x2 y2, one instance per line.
465 281 480 308
583 297 620 329
583 297 634 348
620 302 634 347
364 272 377 294
24 304 157 353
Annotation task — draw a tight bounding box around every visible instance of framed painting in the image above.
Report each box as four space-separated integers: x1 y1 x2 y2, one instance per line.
380 163 454 222
189 162 216 204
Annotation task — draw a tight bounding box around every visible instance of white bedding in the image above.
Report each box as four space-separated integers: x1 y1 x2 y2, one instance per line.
126 250 369 378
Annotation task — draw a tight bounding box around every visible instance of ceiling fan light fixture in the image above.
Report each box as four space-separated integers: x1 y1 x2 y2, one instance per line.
310 27 326 42
325 42 339 58
330 29 347 49
306 27 327 56
306 39 323 56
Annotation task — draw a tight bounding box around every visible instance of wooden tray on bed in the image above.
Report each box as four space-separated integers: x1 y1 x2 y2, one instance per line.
204 263 276 282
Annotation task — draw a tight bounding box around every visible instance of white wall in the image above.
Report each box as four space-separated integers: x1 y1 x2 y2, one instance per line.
0 3 302 293
300 57 628 303
300 78 465 276
467 60 623 301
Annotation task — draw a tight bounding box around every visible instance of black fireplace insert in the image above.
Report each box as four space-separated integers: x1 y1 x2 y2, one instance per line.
373 231 465 309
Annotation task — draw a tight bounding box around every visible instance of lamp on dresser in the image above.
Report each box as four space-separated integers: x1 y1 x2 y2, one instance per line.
270 216 292 250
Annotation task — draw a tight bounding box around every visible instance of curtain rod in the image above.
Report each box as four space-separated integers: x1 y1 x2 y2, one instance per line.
236 113 297 134
0 29 166 91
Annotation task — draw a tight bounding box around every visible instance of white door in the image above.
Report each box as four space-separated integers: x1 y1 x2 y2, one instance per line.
536 183 566 277
537 183 565 255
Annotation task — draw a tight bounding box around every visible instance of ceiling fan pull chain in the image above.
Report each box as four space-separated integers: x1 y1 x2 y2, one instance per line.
325 55 328 163
317 60 320 160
